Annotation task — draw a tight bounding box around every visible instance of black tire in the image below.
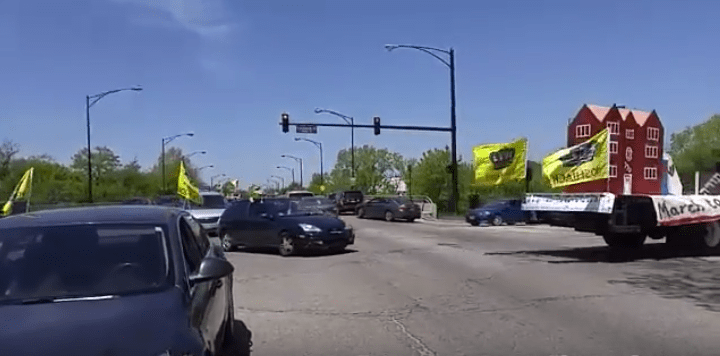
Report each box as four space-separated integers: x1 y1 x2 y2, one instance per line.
357 208 365 219
470 221 480 226
330 244 347 254
670 222 720 252
385 210 394 222
491 215 503 226
407 218 415 223
221 233 235 252
603 233 646 249
278 231 294 257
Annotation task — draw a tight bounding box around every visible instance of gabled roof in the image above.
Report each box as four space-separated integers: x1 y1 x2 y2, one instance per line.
586 104 653 126
586 105 609 122
631 110 652 126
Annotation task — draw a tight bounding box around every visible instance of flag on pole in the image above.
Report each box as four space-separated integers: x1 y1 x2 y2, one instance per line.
542 129 609 188
2 167 34 216
177 162 202 205
472 138 527 186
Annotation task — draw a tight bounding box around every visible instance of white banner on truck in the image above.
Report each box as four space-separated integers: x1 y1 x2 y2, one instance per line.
650 195 720 226
522 193 615 214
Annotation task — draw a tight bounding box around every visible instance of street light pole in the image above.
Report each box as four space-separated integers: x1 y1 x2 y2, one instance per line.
277 166 295 185
282 155 303 187
385 44 459 214
211 174 226 188
294 138 323 187
162 132 194 193
271 175 285 190
314 108 354 178
85 86 142 202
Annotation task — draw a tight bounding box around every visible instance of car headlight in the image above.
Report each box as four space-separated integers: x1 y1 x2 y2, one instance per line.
483 211 491 215
299 223 322 233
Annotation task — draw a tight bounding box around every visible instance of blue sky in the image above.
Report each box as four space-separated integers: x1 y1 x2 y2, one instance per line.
1 0 719 188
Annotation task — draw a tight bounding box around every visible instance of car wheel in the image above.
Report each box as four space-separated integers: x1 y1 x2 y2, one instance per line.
357 208 365 218
278 231 294 257
330 244 347 254
407 218 415 223
491 215 503 226
385 211 394 222
470 221 480 226
222 233 235 252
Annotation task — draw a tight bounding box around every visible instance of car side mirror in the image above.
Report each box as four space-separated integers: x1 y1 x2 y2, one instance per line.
189 257 234 284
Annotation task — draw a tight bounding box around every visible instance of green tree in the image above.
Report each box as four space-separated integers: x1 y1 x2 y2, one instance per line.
0 139 20 180
328 145 405 194
71 146 121 184
668 114 720 190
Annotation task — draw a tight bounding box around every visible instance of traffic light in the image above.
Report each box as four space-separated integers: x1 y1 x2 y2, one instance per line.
281 113 289 133
373 116 380 135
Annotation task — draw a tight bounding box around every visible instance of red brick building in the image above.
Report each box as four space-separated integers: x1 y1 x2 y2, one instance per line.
564 104 664 195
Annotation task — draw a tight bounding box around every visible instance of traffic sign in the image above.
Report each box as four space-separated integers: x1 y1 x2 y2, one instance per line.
296 125 317 134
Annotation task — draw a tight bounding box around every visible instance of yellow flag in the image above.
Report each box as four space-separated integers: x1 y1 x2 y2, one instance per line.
2 167 34 216
472 138 527 186
177 162 202 205
15 167 33 200
543 129 609 188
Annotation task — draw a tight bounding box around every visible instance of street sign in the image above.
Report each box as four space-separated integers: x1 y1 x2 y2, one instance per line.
296 125 317 134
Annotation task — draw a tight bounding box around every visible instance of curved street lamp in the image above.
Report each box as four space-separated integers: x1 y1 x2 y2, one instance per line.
85 86 142 202
186 150 207 159
281 154 303 187
271 175 285 190
197 165 214 171
211 173 226 188
294 137 323 187
276 166 295 185
315 108 354 178
385 43 458 213
162 132 194 193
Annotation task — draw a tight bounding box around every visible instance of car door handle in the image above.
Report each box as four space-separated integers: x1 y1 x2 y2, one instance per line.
212 279 223 290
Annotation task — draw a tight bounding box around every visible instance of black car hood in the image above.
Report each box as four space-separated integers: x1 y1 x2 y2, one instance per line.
0 287 201 356
282 215 345 229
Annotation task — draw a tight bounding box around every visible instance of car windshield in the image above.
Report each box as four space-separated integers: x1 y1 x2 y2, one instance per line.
482 201 508 209
391 197 411 205
343 191 363 200
0 224 170 304
265 199 327 216
191 195 227 209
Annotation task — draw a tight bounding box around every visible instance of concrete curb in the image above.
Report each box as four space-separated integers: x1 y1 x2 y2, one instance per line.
417 218 468 227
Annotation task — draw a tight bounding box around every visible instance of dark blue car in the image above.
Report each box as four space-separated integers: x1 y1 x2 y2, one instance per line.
465 199 529 226
219 198 354 256
0 206 250 356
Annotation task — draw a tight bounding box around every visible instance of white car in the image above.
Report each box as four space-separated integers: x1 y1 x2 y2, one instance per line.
187 191 228 236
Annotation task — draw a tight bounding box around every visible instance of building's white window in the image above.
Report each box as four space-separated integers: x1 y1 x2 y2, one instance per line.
645 145 658 158
609 165 617 178
647 127 660 141
644 167 658 180
626 129 634 140
607 122 620 135
625 147 633 162
576 124 591 138
609 141 618 154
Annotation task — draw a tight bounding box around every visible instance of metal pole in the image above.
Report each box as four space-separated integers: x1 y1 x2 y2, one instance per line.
161 139 166 194
300 159 303 187
320 142 323 187
449 48 459 214
86 95 93 203
351 118 355 178
292 168 295 185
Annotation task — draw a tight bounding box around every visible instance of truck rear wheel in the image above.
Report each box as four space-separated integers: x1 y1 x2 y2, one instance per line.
602 233 646 249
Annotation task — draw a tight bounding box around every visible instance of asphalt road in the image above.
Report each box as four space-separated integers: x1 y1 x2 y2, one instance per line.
225 216 720 356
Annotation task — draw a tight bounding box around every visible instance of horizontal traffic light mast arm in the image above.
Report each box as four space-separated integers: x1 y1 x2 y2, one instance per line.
279 122 452 132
